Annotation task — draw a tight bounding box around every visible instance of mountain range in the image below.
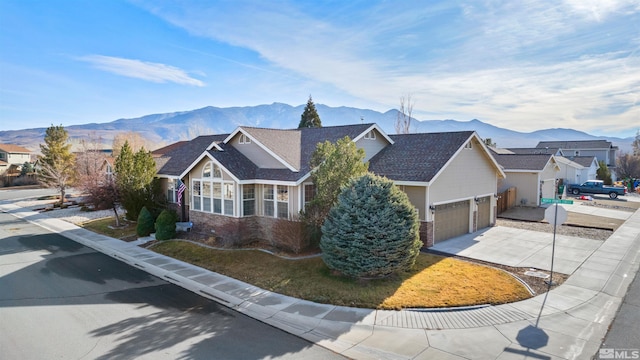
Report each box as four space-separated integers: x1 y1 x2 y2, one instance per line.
0 103 634 153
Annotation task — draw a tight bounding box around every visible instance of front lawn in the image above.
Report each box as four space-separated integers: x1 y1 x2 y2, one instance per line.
82 217 137 241
152 240 531 309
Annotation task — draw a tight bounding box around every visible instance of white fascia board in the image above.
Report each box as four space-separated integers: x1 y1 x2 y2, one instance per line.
351 124 395 144
504 169 542 173
236 179 298 186
178 152 240 183
390 180 431 187
431 195 475 206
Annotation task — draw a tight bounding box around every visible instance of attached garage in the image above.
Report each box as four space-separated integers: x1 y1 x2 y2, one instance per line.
434 200 470 244
476 196 491 230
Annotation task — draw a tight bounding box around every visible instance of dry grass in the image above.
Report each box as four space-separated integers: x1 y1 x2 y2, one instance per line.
82 217 137 240
152 241 531 309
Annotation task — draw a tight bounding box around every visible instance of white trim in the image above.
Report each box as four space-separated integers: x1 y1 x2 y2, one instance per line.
431 196 474 206
179 151 241 183
351 124 394 145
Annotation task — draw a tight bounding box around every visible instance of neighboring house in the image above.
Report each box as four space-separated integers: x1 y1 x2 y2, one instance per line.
490 149 560 207
154 123 505 250
535 140 618 181
0 144 32 176
554 155 598 185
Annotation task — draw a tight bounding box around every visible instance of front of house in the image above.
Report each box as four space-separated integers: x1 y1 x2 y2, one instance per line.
155 124 505 251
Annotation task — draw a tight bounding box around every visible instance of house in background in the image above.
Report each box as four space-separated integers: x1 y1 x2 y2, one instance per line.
154 123 505 250
554 155 598 186
490 149 560 207
535 140 618 181
0 144 32 177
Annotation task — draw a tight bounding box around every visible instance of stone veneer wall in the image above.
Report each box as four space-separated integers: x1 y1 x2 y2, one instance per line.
419 221 434 248
188 211 309 253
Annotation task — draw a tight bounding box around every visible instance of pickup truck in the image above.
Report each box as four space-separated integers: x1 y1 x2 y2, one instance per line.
567 180 627 199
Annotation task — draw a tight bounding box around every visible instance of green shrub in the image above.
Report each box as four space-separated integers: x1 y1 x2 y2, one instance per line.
136 206 155 237
155 209 177 241
320 173 422 279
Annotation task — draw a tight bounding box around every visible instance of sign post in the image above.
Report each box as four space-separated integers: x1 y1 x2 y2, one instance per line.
543 203 568 286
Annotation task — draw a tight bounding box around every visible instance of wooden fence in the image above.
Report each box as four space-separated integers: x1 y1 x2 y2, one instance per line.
497 187 517 214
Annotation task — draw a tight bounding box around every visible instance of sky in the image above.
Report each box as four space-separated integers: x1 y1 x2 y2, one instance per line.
0 1 639 138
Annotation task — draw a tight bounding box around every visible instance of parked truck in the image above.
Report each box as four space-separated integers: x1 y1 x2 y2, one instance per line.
567 180 627 199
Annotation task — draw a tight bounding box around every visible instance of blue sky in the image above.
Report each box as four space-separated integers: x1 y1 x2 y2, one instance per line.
1 1 638 138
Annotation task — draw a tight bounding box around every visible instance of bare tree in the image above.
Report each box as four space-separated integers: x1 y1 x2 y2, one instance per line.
76 133 122 226
112 131 149 158
617 152 640 180
395 95 414 134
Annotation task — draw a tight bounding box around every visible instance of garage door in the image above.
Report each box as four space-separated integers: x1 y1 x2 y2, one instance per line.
434 200 470 244
476 196 491 230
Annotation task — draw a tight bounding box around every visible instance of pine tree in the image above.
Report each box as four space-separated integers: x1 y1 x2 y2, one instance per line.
38 125 76 205
298 95 322 128
114 140 160 220
320 173 421 279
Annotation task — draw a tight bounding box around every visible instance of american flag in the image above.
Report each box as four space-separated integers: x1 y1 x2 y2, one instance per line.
177 179 186 206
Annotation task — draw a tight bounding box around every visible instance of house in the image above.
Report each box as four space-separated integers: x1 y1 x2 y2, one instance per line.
554 155 598 186
0 144 32 176
535 140 618 181
490 149 560 207
154 124 505 250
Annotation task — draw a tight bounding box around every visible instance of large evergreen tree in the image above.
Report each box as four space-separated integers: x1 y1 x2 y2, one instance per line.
320 173 422 279
596 160 612 185
38 124 76 205
298 95 322 128
114 141 160 220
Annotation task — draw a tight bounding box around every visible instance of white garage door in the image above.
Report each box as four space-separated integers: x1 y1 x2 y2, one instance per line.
434 200 470 244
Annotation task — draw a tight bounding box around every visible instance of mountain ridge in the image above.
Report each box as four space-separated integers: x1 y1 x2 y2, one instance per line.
0 103 633 153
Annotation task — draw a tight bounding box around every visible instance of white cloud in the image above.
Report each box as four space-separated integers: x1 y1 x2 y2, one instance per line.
136 1 639 136
79 55 205 86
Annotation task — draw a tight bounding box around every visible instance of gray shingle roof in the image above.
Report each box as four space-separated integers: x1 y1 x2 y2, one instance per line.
368 131 474 182
492 153 554 171
569 156 597 167
507 147 560 155
536 140 613 149
156 134 227 176
241 127 301 170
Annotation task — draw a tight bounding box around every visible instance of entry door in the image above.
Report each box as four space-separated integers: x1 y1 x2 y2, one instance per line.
434 200 470 244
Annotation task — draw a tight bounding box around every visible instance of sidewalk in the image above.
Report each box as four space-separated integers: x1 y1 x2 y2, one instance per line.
2 201 639 360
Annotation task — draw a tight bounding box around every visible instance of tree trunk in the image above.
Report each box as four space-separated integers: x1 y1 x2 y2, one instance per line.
113 206 120 227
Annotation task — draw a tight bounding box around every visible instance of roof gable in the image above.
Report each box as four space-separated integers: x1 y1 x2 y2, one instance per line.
156 134 228 176
369 131 502 182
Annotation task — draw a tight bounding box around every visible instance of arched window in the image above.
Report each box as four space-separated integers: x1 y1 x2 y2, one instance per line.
203 163 212 178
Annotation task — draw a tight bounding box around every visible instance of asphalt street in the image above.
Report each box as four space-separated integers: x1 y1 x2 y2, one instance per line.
0 210 345 359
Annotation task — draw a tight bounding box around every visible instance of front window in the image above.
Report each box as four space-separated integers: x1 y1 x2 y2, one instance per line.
167 179 175 203
243 185 255 216
203 163 212 178
264 186 274 217
202 182 212 212
304 184 316 206
192 180 201 211
213 183 222 214
277 185 289 219
364 130 376 140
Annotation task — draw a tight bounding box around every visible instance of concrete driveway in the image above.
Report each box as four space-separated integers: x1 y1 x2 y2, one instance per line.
432 198 639 274
430 226 602 274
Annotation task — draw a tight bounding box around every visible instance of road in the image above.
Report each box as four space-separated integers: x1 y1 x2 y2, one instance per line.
0 190 345 359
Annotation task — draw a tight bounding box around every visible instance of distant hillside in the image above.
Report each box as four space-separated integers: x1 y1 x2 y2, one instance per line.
0 103 633 153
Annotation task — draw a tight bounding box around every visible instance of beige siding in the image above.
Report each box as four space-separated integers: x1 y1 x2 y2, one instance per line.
229 134 287 169
354 132 388 161
540 161 558 200
502 172 539 206
429 138 498 204
401 185 426 221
